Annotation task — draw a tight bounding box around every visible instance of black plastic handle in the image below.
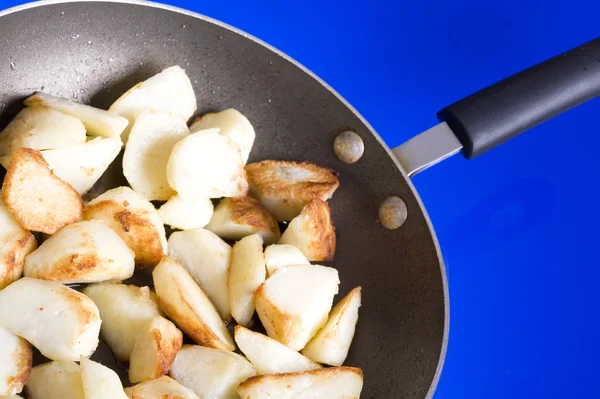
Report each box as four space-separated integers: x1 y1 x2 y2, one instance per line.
437 37 600 159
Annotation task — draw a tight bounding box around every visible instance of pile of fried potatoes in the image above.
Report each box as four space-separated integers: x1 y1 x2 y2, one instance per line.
0 66 363 399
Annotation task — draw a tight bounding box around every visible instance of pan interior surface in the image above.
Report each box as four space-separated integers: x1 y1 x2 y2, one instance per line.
0 1 447 398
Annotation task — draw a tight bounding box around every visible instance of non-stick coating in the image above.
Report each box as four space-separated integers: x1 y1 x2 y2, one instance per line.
0 1 448 398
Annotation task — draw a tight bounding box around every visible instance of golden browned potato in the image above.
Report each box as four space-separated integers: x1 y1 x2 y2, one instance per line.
0 201 36 290
124 376 199 399
0 326 31 396
26 361 84 399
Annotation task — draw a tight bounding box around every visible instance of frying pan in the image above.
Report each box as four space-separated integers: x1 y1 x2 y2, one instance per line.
1 1 599 398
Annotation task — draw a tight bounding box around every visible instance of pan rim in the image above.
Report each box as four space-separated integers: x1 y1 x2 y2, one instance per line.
0 0 450 396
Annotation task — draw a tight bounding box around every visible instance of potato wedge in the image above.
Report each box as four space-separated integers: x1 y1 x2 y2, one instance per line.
24 92 129 138
0 201 36 290
26 361 84 399
301 287 362 366
81 357 128 399
2 148 83 234
255 264 339 351
122 111 189 201
279 199 336 261
152 256 234 351
0 278 100 361
168 229 232 321
166 129 248 200
169 345 256 399
264 244 309 276
129 316 183 384
158 195 214 230
237 367 363 399
205 196 280 245
82 284 162 362
24 220 135 284
234 326 320 375
83 187 167 268
0 106 86 157
0 326 31 396
228 234 266 327
189 109 255 164
124 376 199 399
109 66 196 141
245 160 339 221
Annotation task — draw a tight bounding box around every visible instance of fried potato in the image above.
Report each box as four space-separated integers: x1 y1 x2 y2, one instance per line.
82 284 162 362
166 129 248 200
24 92 129 138
237 367 363 399
2 148 83 234
152 256 234 351
124 376 199 399
122 111 189 201
26 361 84 399
245 160 339 221
80 358 128 399
0 326 31 396
263 244 309 276
0 107 86 157
129 316 183 384
205 196 280 245
169 345 256 399
228 234 266 327
255 264 339 351
24 220 135 284
82 186 167 268
0 201 36 290
279 199 336 261
158 195 214 230
234 326 320 375
0 278 100 361
168 229 232 321
189 109 255 163
301 287 362 366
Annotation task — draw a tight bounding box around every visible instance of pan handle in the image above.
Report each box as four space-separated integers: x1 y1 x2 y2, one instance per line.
393 37 600 176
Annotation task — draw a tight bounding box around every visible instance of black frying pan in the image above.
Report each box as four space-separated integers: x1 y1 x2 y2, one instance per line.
0 1 599 398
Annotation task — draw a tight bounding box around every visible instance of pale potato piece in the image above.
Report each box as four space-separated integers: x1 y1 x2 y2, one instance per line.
0 326 31 396
0 106 86 157
234 326 320 375
24 220 135 284
80 358 128 399
0 278 100 361
82 283 162 362
279 199 336 262
109 66 196 142
255 264 339 351
129 316 183 384
83 187 167 268
158 195 214 230
124 376 199 399
166 129 248 200
302 287 362 366
246 160 339 221
122 111 189 201
205 196 280 245
228 234 266 327
264 244 309 276
25 92 129 138
0 201 36 290
190 109 255 163
2 148 83 234
237 367 363 399
169 345 256 399
168 229 232 321
152 256 234 351
26 361 84 399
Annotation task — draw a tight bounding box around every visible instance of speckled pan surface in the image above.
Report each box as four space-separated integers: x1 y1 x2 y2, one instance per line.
0 1 448 397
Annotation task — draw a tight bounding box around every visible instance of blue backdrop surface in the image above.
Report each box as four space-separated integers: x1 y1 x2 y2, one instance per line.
3 0 600 397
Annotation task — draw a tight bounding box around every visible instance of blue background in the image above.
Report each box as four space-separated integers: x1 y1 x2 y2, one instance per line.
4 0 600 397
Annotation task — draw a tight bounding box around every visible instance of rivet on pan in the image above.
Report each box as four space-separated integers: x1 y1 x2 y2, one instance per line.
379 196 407 230
333 130 364 164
